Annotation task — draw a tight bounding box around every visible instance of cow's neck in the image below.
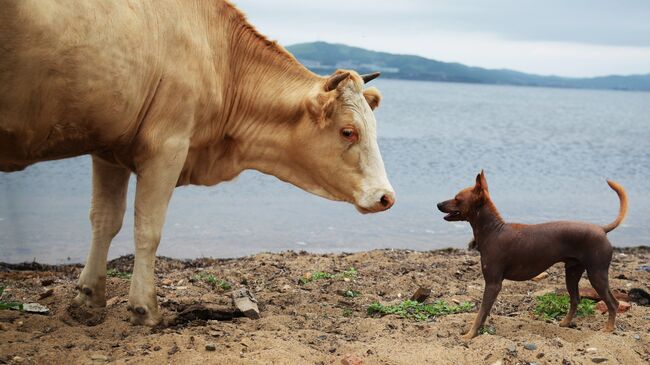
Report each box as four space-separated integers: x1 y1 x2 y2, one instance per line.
185 6 322 187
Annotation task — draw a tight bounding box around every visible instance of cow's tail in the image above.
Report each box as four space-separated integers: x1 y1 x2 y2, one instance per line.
602 180 628 234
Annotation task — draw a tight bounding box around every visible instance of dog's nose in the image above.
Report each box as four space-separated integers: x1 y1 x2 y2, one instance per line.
436 202 444 211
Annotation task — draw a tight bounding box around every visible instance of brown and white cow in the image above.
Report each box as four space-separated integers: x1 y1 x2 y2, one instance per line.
0 1 394 325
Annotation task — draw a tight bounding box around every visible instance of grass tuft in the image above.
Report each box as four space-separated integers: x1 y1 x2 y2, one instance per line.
299 267 358 284
367 300 473 321
106 268 132 280
533 293 595 320
194 273 231 290
0 286 23 311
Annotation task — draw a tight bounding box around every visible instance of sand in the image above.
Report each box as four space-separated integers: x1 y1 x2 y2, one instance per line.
0 247 648 364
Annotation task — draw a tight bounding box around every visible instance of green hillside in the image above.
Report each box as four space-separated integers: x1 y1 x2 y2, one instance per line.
286 42 650 91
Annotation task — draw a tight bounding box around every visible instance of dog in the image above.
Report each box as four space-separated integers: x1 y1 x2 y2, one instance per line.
437 171 627 339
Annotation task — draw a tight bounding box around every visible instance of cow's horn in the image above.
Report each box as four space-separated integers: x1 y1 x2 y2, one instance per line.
361 72 381 84
325 72 350 91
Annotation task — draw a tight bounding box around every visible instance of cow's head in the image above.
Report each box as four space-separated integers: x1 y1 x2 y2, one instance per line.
289 70 395 213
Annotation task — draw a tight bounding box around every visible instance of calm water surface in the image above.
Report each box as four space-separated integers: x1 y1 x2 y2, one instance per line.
2 80 649 263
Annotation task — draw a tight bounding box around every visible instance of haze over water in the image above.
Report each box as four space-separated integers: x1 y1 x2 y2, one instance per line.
1 80 649 264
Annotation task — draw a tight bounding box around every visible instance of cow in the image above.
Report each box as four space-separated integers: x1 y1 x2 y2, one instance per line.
0 0 395 325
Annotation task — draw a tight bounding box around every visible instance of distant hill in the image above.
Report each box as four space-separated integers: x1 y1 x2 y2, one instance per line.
286 42 650 91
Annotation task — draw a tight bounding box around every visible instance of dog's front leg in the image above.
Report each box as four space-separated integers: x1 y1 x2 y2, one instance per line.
463 280 502 340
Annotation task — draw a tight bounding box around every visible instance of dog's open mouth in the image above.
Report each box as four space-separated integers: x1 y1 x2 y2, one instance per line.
443 211 461 221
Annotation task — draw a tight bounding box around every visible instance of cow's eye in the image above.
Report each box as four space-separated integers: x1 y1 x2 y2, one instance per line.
340 127 358 142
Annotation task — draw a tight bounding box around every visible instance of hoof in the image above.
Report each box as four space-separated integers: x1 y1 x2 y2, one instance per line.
72 286 106 308
128 305 163 327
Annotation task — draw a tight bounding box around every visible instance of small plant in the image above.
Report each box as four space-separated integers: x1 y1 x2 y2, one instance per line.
106 268 132 279
194 273 231 290
343 290 361 298
299 267 358 284
367 300 474 321
342 308 354 317
0 286 23 311
533 293 595 320
479 325 496 335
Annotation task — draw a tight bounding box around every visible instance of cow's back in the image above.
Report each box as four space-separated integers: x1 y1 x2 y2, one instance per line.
0 0 164 170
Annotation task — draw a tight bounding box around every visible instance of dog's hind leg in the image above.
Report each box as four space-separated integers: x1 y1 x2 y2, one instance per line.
586 268 618 332
559 262 585 327
463 280 502 340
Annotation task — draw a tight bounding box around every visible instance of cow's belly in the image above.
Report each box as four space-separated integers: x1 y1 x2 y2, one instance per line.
0 0 159 170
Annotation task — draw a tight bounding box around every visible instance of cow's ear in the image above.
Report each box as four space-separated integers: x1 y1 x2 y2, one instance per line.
363 87 381 110
305 92 336 128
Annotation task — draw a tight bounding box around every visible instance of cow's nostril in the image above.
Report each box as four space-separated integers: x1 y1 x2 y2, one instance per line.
379 193 395 209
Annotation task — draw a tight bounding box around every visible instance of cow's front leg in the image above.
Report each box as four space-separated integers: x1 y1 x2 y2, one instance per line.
73 157 130 308
128 140 188 326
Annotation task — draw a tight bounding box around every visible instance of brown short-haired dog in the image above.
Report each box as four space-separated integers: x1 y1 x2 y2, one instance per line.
437 171 627 339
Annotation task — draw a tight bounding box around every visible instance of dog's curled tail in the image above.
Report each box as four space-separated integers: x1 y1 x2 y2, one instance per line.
602 180 628 233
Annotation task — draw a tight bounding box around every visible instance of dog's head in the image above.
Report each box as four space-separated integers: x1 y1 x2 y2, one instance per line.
437 170 489 221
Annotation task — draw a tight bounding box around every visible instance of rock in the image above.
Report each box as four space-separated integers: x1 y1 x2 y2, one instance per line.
596 300 630 314
106 296 124 307
12 356 24 363
167 344 180 356
23 303 49 314
281 284 291 292
531 272 549 282
506 344 517 354
591 358 608 363
232 288 260 320
633 334 640 341
586 347 598 353
177 279 184 285
628 288 650 306
90 354 109 362
205 343 216 351
162 278 173 286
537 352 545 359
410 287 431 303
524 343 537 351
175 286 188 290
41 278 55 286
39 288 54 299
490 360 503 365
341 354 364 365
637 265 650 272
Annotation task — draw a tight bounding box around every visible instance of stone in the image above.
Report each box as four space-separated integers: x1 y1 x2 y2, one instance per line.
41 278 55 286
596 300 630 314
506 344 517 354
39 288 54 299
586 347 598 353
531 272 549 282
90 354 109 362
591 358 608 363
341 354 364 365
628 288 650 306
23 303 49 314
633 334 640 341
12 356 24 363
524 343 537 351
232 288 260 320
490 360 503 365
205 343 216 351
410 287 431 303
162 279 173 286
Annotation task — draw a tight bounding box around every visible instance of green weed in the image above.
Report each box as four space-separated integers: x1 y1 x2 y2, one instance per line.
194 273 231 290
106 268 132 280
0 286 23 311
533 293 595 320
367 300 474 321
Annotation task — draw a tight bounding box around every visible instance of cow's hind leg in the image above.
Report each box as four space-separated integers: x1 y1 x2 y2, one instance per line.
127 140 188 326
73 157 130 308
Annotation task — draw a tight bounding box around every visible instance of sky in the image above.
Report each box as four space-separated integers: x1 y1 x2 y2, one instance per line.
234 0 650 78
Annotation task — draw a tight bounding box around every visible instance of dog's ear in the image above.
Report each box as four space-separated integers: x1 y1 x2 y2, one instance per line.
475 170 488 192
